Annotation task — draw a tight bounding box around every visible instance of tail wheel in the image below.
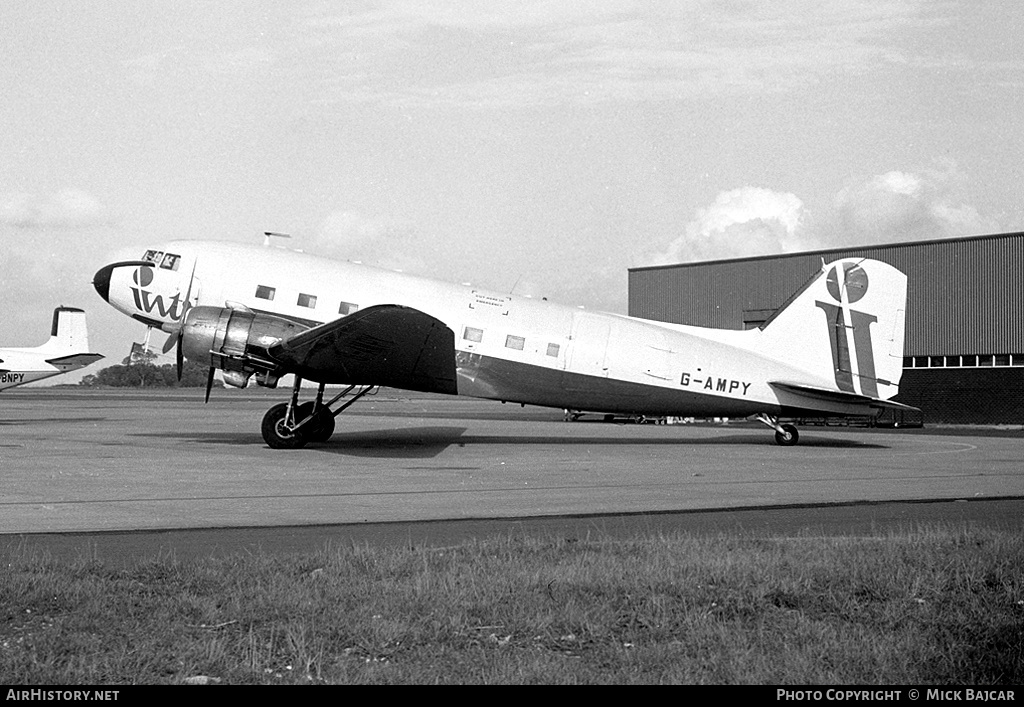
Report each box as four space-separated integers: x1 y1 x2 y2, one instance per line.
262 403 309 449
295 401 335 443
774 424 799 447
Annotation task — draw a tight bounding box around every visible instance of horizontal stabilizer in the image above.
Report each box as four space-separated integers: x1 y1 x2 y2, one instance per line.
44 353 105 367
770 380 920 412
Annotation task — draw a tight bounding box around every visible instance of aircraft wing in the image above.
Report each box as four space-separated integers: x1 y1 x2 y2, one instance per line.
769 381 920 413
268 304 458 395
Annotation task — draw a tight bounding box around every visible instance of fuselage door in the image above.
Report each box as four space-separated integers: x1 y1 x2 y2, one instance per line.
568 312 610 378
642 330 675 382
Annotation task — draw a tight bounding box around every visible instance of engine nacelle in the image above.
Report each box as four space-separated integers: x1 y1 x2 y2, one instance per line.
181 306 309 388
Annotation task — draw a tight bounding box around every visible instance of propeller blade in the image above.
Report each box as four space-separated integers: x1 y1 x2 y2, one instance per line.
204 366 215 403
175 259 199 382
176 333 184 381
161 332 177 354
182 259 197 314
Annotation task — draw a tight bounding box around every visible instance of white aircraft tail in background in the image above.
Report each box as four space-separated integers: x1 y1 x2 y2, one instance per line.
0 307 104 391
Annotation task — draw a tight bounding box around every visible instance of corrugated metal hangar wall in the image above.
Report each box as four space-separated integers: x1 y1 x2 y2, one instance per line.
628 232 1024 424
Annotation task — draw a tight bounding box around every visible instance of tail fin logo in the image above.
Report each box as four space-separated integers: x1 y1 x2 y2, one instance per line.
129 266 183 321
826 262 867 303
815 262 878 397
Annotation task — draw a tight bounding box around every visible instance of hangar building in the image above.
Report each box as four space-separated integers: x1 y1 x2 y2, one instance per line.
628 231 1024 424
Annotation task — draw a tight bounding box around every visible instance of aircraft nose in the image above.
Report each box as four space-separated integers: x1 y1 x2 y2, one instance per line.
93 264 114 302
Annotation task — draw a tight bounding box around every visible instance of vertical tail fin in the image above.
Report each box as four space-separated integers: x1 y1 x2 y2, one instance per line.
758 258 907 401
42 307 92 354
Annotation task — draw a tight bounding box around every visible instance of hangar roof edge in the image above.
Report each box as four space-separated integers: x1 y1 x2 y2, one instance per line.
629 230 1024 273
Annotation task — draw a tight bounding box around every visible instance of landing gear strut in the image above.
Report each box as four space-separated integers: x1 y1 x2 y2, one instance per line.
755 413 800 446
261 377 375 449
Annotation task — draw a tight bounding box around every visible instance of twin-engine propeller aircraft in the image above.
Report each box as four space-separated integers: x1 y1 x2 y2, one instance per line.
93 240 916 448
1 307 104 392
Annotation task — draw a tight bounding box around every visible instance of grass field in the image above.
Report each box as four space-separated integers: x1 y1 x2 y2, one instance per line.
2 525 1022 685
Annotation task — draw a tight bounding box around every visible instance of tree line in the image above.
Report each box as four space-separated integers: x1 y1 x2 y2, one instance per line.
78 351 222 389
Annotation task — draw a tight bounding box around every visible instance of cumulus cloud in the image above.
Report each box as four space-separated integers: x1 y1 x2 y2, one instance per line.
652 163 997 267
0 189 110 229
833 166 995 244
652 186 814 264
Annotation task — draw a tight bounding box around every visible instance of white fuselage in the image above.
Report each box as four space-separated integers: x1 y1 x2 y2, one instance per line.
0 357 70 391
96 240 876 417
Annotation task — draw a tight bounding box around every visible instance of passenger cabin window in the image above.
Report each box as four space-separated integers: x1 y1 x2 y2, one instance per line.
463 327 483 343
297 293 317 309
255 285 276 301
339 301 359 316
546 343 560 357
505 335 525 351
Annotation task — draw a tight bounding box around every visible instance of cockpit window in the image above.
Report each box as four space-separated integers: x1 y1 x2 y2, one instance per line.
142 250 181 271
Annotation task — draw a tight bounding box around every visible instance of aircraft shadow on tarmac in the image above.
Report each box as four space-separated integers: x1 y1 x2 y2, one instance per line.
0 417 107 426
135 425 888 459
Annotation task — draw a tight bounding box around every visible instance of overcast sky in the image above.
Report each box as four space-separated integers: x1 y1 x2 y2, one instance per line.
2 1 1022 378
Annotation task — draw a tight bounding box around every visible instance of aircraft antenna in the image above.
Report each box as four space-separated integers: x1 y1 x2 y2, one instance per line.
263 231 291 247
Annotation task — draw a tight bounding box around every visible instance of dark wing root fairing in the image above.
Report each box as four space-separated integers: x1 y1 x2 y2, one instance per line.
268 304 458 395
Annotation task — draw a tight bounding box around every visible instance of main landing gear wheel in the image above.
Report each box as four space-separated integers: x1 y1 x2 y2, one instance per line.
261 380 375 450
774 423 799 447
262 403 308 449
295 401 335 443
